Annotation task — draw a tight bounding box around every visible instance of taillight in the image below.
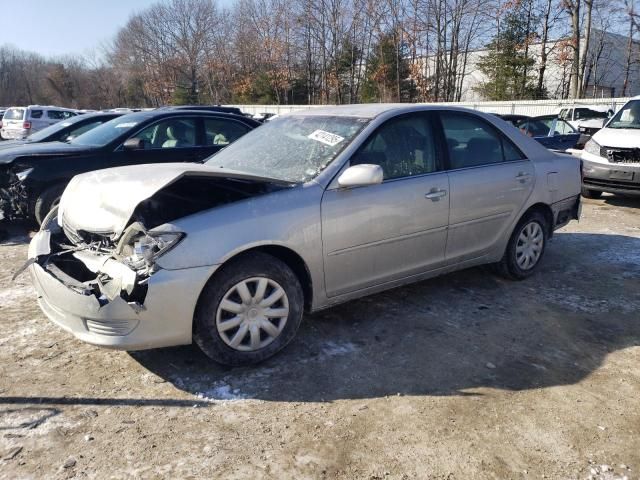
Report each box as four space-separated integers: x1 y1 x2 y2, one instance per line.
23 121 31 129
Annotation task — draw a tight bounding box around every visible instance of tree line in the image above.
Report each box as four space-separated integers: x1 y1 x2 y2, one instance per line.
1 0 638 109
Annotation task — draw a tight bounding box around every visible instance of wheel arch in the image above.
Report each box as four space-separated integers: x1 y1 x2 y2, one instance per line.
522 202 554 237
197 244 314 313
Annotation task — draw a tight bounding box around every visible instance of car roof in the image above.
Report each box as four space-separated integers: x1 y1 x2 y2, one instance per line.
114 109 260 125
284 103 494 119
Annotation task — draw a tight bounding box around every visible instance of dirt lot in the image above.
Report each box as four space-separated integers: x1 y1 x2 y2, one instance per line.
0 196 639 480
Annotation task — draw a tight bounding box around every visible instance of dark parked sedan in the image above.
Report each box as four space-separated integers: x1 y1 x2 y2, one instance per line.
498 114 581 151
0 110 260 223
0 112 123 151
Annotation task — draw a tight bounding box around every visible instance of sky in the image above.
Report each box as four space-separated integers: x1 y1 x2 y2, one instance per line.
0 0 168 58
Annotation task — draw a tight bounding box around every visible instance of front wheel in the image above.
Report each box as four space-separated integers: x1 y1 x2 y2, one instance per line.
34 184 66 225
193 252 304 366
494 211 549 280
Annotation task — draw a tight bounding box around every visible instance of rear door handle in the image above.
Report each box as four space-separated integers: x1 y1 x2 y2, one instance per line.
516 172 532 183
425 189 447 200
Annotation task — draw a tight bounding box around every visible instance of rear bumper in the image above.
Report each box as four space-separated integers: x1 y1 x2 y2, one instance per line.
0 128 28 140
551 195 581 231
29 230 218 350
582 155 640 195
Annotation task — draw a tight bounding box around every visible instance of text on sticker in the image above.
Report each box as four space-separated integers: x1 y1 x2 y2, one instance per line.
308 130 345 146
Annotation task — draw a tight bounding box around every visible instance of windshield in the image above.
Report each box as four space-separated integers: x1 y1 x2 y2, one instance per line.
4 108 25 120
607 100 640 129
70 113 147 146
206 115 369 182
574 108 609 120
27 115 86 142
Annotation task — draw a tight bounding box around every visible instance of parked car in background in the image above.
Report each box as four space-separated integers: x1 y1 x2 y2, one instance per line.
0 108 6 140
513 115 581 151
27 105 581 366
0 112 123 151
557 105 613 137
0 110 259 223
0 106 78 140
494 114 530 126
579 97 640 198
496 114 580 151
161 105 245 116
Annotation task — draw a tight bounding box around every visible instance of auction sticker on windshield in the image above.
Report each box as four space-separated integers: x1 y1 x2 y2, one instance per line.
308 130 344 146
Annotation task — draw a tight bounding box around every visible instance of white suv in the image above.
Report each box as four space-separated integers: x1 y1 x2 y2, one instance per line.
0 106 78 140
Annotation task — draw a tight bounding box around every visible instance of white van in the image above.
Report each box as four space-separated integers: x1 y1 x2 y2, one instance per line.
0 106 78 140
580 97 640 197
557 105 613 136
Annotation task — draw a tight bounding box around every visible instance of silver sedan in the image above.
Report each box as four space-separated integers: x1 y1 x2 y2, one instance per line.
28 104 582 365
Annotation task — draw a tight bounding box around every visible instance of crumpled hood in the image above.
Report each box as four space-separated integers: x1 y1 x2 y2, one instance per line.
593 127 640 148
0 141 89 164
58 162 286 238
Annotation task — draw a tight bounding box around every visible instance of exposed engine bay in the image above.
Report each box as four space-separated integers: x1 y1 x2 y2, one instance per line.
0 168 30 220
27 175 284 311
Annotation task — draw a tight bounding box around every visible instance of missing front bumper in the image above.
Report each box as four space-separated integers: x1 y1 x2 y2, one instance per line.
27 227 218 350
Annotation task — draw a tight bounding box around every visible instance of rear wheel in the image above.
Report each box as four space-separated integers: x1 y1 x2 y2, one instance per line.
581 187 602 199
494 211 549 280
193 252 304 366
34 184 66 225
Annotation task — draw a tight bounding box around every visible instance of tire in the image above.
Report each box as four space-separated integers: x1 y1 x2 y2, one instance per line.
494 211 549 280
34 184 66 225
193 252 304 366
581 187 602 199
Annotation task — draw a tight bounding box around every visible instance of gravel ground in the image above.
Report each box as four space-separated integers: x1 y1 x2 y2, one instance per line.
0 196 639 479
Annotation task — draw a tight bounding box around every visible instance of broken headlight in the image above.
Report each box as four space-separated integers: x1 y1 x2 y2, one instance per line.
583 139 601 157
127 232 185 269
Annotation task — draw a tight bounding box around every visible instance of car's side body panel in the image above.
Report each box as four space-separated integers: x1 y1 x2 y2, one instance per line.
446 159 535 262
321 172 450 296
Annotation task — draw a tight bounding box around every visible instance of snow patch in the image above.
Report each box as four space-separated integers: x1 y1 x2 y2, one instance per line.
319 341 358 357
0 284 35 306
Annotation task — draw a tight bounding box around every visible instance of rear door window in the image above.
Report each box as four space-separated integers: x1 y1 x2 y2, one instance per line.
204 119 250 146
440 112 526 169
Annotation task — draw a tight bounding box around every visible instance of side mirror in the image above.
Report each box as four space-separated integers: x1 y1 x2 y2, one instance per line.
337 164 383 188
123 137 146 150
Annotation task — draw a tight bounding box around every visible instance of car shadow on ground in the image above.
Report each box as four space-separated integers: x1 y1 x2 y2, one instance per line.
130 232 640 402
0 220 35 245
599 194 640 209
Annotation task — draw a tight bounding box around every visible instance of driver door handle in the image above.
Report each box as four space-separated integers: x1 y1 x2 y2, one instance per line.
425 189 447 201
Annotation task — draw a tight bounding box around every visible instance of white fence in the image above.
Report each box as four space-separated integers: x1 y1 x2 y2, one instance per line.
231 97 633 117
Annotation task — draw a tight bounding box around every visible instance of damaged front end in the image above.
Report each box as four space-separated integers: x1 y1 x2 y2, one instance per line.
28 208 185 313
0 167 31 220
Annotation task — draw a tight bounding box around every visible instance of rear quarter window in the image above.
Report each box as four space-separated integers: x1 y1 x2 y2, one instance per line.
29 110 43 119
47 110 66 120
